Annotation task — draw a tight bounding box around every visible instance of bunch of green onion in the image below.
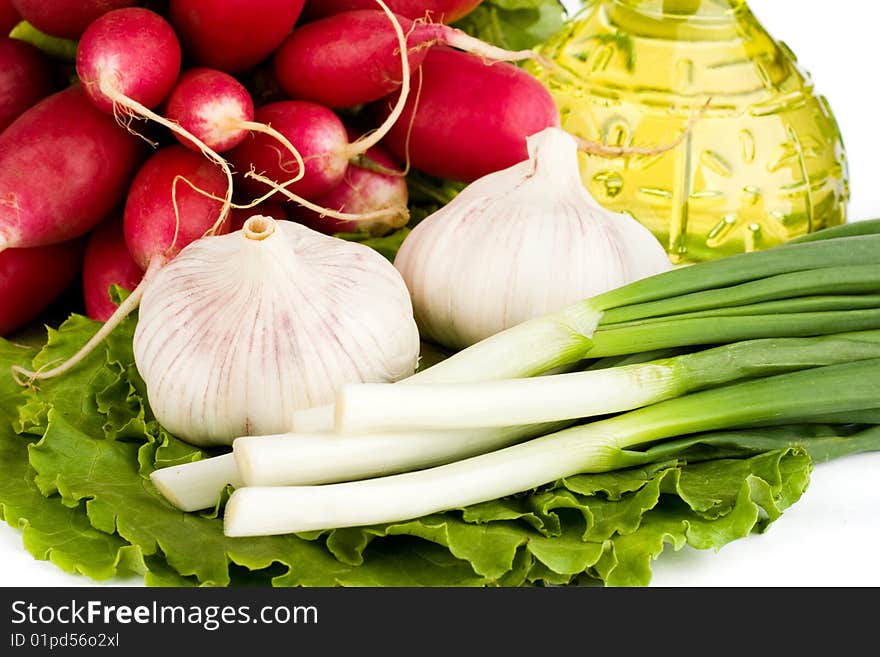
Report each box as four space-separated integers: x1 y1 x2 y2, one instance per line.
152 220 880 537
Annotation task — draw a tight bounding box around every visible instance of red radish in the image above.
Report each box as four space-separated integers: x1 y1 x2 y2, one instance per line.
77 8 242 236
9 0 139 39
163 66 305 185
227 100 349 201
164 67 256 154
379 47 562 182
229 201 288 232
82 215 144 322
76 7 181 116
0 85 145 252
124 145 231 270
12 144 231 384
0 37 55 133
226 2 412 231
169 0 305 73
274 9 548 108
290 140 408 236
0 239 84 337
0 0 20 34
303 0 483 23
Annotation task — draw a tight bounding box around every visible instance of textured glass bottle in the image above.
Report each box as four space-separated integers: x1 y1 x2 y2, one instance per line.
532 0 848 263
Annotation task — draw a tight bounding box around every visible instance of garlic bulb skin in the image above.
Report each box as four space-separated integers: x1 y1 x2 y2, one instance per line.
133 216 421 446
394 127 672 350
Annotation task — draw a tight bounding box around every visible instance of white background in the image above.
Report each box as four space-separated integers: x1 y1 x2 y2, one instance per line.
1 1 878 587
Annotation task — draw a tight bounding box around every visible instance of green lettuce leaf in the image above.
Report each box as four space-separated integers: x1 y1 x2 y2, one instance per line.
0 339 146 581
454 0 570 51
3 313 816 587
30 402 810 586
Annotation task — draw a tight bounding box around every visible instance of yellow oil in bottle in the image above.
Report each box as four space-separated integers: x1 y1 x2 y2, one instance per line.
531 0 848 263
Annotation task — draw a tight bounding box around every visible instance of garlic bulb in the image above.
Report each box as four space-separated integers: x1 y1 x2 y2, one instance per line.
133 215 421 446
394 127 672 350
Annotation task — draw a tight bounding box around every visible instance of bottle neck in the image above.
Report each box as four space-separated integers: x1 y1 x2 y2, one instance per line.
605 0 750 41
613 0 747 19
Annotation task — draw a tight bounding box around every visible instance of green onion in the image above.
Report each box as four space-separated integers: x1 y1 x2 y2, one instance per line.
149 453 242 513
600 264 880 324
599 295 880 327
588 309 880 357
591 235 880 309
223 358 880 536
727 408 880 427
615 423 880 467
412 235 880 383
334 332 880 433
233 421 570 487
151 348 681 511
787 218 880 244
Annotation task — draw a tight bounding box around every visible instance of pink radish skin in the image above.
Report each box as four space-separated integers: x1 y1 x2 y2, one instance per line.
0 0 20 34
275 11 426 108
164 67 255 153
227 100 349 201
124 145 231 271
76 7 182 115
291 141 407 236
0 37 55 133
0 239 84 336
82 215 144 322
169 0 305 73
229 201 287 232
379 47 561 182
9 0 139 39
0 85 145 251
227 5 413 228
303 0 482 23
10 144 230 385
275 9 545 108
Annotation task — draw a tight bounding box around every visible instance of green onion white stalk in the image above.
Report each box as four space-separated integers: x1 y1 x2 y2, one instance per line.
224 358 880 536
335 332 880 433
233 422 567 487
150 351 676 510
150 453 242 513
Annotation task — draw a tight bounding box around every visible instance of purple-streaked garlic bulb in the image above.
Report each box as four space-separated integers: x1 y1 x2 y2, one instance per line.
394 127 672 350
134 215 420 446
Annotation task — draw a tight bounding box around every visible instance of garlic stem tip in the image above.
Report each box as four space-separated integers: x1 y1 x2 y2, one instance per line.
242 214 277 241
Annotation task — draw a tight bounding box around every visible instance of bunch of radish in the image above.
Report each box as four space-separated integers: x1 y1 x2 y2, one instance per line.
0 0 595 382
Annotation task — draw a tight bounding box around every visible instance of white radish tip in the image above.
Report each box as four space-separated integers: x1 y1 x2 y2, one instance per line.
242 214 277 241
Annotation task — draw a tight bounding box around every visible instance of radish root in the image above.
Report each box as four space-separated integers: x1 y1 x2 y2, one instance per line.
417 20 557 71
11 257 165 386
245 169 410 227
346 0 412 159
98 72 234 234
